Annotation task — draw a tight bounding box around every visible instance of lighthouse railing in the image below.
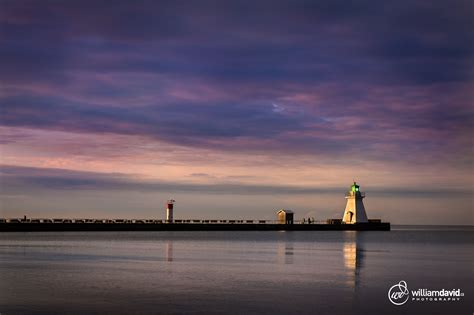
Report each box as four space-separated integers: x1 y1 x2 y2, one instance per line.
345 192 365 197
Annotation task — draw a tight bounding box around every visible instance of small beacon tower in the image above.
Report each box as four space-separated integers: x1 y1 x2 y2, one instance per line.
166 199 175 223
342 182 368 224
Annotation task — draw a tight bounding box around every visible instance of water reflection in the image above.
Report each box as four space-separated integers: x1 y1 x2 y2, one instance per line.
165 240 173 262
343 231 364 289
277 241 294 264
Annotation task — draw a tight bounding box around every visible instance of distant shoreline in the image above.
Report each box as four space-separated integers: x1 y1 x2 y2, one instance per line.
391 224 474 230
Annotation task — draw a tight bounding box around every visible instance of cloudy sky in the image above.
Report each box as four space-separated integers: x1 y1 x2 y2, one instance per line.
1 0 472 224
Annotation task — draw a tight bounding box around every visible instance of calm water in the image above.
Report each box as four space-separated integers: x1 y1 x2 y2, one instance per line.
0 226 472 314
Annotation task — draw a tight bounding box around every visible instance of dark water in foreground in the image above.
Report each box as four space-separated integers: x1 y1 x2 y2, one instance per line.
0 226 472 314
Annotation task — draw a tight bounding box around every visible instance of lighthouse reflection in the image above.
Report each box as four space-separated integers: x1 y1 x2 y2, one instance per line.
343 231 364 289
165 240 173 262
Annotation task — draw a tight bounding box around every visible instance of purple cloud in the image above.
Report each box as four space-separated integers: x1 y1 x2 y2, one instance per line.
0 0 472 166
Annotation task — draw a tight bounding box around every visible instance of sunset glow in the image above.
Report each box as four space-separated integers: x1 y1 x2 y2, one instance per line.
1 1 472 224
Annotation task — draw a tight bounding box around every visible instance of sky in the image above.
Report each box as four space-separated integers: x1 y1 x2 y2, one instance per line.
0 0 473 224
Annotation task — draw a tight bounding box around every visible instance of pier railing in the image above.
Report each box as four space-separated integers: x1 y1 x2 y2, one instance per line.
0 218 328 225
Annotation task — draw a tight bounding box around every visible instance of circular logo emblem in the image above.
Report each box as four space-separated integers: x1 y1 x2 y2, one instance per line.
388 281 409 305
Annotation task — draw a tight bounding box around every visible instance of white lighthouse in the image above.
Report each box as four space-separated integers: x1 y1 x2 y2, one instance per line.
342 182 368 224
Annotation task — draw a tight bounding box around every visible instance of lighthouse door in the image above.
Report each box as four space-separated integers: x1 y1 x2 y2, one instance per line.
348 212 353 223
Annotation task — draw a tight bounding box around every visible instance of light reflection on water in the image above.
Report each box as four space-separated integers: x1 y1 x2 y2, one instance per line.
343 231 364 290
0 229 472 314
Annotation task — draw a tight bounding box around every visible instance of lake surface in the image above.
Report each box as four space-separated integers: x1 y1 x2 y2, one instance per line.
0 226 472 314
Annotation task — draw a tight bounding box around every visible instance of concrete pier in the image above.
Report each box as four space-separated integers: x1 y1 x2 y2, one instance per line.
0 222 390 232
